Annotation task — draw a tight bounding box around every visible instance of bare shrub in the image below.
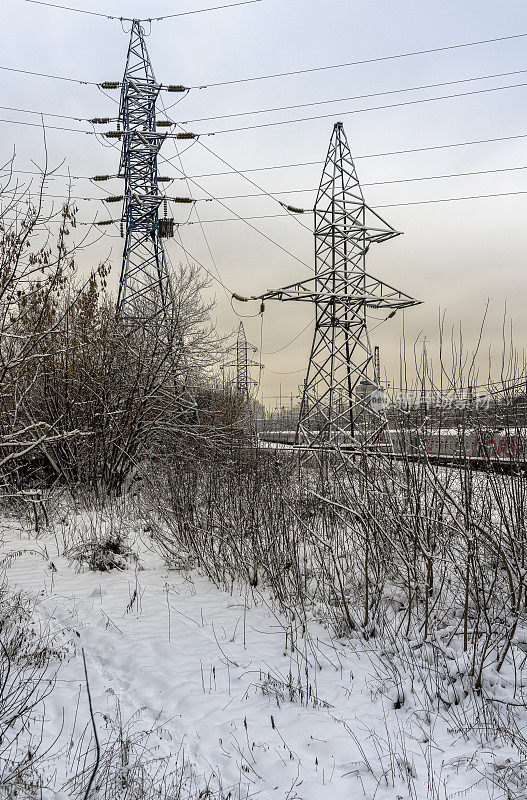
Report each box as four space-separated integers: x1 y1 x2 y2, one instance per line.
62 698 231 800
0 577 69 797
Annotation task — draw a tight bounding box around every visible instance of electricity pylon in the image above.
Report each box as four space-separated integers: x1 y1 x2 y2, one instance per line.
224 323 258 402
373 345 381 385
248 122 420 448
116 19 173 325
236 322 258 402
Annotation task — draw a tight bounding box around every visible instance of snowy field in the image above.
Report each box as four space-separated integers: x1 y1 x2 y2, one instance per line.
2 509 526 800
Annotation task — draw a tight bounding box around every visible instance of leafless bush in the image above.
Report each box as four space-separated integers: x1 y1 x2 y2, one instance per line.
143 332 527 785
0 160 248 499
62 698 231 800
0 576 69 797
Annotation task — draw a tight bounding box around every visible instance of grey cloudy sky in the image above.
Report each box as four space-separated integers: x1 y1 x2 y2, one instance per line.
3 0 527 406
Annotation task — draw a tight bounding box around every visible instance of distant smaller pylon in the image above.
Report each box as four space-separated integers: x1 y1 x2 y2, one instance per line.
225 322 259 403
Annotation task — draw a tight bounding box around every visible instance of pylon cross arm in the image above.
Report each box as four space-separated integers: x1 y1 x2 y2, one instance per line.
251 273 421 310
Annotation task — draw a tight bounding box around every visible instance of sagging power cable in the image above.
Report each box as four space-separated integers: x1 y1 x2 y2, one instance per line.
23 0 263 21
4 133 527 183
181 67 527 123
189 30 527 89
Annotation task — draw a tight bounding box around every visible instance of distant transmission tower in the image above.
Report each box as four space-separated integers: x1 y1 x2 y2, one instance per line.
373 345 380 385
249 122 420 448
224 323 258 402
116 20 174 324
236 322 258 402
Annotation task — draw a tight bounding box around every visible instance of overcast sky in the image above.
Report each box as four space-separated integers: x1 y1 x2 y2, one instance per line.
3 0 527 407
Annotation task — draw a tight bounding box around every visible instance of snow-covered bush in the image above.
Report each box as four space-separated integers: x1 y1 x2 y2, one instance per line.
62 700 231 800
0 166 242 499
62 508 140 572
0 578 69 797
68 531 138 572
145 428 527 708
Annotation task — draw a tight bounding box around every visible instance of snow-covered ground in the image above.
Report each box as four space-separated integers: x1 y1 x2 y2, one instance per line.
1 513 525 799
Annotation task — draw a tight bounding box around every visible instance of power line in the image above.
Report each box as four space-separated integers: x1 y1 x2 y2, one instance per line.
69 81 527 138
144 0 263 20
6 163 527 206
2 188 525 231
190 31 527 89
3 30 526 93
23 0 263 21
3 65 526 133
159 94 233 302
264 366 306 375
182 68 527 123
6 166 527 212
24 0 119 18
200 81 527 135
169 233 234 294
4 66 527 128
4 133 527 185
148 133 527 177
377 189 527 209
365 164 527 188
157 147 313 270
262 321 312 354
194 165 527 201
182 191 527 222
0 103 89 121
0 63 97 84
6 81 501 141
0 116 93 134
194 138 312 232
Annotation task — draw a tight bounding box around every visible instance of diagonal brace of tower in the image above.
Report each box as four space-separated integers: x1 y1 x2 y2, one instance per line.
116 20 173 325
246 122 421 448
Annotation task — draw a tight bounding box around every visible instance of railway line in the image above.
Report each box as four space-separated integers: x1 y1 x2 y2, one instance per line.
259 429 527 474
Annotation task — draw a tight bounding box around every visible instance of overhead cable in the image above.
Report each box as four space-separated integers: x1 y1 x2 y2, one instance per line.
182 67 527 123
6 167 527 210
194 137 312 232
3 29 527 91
190 31 527 89
377 189 527 208
199 81 527 135
182 190 527 221
142 132 527 177
0 116 93 134
159 94 232 301
195 164 527 201
23 0 263 21
4 65 527 128
262 321 312 354
101 81 527 137
0 103 90 121
4 67 527 125
142 0 263 19
3 134 527 185
2 189 525 231
157 148 313 270
0 63 97 84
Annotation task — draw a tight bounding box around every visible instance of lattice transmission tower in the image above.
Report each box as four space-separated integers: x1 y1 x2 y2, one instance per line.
373 345 380 385
116 19 174 325
223 323 258 402
236 322 258 402
251 122 420 448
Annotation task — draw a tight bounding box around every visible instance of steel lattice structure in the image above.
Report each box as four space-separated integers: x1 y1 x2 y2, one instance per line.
223 323 258 402
117 20 173 324
373 345 380 385
253 122 420 448
236 322 258 401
